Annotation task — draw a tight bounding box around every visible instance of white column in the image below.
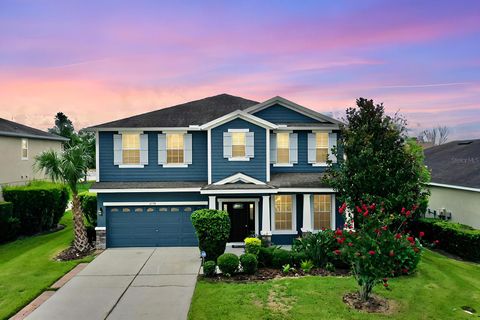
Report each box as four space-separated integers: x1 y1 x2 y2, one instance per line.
301 194 312 233
208 196 216 209
261 195 272 235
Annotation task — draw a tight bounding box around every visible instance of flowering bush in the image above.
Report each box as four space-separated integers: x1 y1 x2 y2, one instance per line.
337 201 423 301
244 237 262 255
292 229 342 268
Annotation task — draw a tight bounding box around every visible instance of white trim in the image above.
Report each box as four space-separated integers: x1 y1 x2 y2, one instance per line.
277 126 339 131
428 182 480 193
218 198 260 235
95 131 100 182
266 128 270 182
213 173 266 185
273 163 294 167
90 127 201 132
208 196 216 209
103 201 208 206
278 188 335 193
118 164 145 168
301 194 312 233
312 163 328 167
271 194 297 235
207 128 212 184
227 157 250 161
95 227 106 231
261 195 271 236
90 187 201 193
228 128 249 133
162 130 187 134
331 193 336 230
118 130 144 135
200 189 277 195
200 110 278 130
161 164 188 168
244 96 343 125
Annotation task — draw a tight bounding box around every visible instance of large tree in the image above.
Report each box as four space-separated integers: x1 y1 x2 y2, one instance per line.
35 145 91 252
48 112 76 145
325 98 430 217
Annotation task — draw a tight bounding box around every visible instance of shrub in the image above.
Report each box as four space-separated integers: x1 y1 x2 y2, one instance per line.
244 237 261 255
203 261 216 277
291 251 308 268
412 218 480 262
258 246 276 268
85 225 96 245
0 201 20 243
3 182 68 235
79 192 97 227
272 249 293 269
191 209 230 262
240 253 258 274
292 230 340 267
300 260 314 273
217 253 239 276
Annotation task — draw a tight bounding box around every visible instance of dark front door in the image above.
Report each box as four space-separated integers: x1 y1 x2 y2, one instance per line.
224 202 255 242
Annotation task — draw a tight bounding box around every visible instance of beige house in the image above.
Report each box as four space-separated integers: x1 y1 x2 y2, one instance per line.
425 139 480 229
0 118 68 192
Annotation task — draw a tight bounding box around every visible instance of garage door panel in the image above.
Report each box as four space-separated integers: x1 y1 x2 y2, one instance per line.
106 205 203 247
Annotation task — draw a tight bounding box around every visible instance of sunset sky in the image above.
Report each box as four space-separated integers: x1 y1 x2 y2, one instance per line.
0 1 479 139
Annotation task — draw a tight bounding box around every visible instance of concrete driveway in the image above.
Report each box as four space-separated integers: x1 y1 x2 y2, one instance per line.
26 247 201 320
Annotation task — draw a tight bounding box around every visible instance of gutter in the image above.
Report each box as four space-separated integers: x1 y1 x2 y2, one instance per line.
428 182 480 193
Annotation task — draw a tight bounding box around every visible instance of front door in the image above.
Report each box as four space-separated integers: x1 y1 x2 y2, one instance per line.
224 202 255 242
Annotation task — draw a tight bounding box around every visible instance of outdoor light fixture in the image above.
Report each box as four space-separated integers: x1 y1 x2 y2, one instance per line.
97 207 103 216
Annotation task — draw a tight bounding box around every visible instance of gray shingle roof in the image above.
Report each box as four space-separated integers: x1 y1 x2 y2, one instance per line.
0 118 69 141
269 172 330 188
424 139 480 189
89 94 259 129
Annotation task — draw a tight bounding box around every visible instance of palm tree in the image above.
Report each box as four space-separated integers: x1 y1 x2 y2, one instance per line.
35 144 91 252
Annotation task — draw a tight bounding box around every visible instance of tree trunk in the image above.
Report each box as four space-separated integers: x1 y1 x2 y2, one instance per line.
359 280 374 301
72 193 90 252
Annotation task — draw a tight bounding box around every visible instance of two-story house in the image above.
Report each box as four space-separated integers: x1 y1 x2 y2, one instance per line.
88 94 343 249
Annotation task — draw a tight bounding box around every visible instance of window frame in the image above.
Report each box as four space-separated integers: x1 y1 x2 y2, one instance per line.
119 132 142 167
21 138 28 160
271 194 297 234
312 194 336 231
275 132 291 166
227 129 250 161
313 131 329 166
165 132 185 166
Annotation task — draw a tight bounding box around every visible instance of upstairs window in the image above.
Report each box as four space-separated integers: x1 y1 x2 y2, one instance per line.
316 132 329 163
167 133 184 164
231 132 246 158
122 133 140 164
21 138 28 160
313 194 332 230
276 132 290 164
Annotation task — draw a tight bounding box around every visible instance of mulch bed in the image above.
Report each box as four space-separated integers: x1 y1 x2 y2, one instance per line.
343 292 390 313
202 267 350 282
56 246 95 261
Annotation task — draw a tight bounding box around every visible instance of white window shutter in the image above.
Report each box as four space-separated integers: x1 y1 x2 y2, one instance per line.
113 134 122 165
289 133 298 164
270 133 277 163
328 132 337 163
184 133 192 164
139 134 149 165
158 134 167 165
223 132 232 158
307 133 316 164
246 132 254 158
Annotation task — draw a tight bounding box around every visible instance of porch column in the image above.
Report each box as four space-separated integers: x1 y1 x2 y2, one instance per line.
208 196 216 209
301 194 312 234
261 195 272 238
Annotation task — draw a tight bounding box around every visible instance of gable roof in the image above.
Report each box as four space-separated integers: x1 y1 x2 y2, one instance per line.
0 118 69 142
424 139 480 189
89 94 259 129
199 110 277 130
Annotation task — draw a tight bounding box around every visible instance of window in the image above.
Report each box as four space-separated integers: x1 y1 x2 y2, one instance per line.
122 133 140 164
313 195 331 230
277 133 289 164
316 132 329 163
21 138 28 160
166 133 184 164
231 132 246 158
274 195 293 230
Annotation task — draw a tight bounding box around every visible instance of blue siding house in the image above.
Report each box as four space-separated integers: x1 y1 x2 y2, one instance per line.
88 94 343 248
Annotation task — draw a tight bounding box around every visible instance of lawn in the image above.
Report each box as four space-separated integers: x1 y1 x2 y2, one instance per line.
0 211 94 320
189 250 480 320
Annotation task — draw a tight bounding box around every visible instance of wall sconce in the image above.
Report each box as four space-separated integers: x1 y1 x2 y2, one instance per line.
98 207 103 216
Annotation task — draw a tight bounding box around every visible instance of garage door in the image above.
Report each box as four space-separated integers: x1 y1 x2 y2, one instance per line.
106 205 205 247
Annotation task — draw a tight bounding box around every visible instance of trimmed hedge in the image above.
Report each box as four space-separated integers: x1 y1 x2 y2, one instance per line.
191 209 231 262
217 253 239 276
412 218 480 262
240 253 258 274
0 201 20 243
79 192 97 226
3 182 68 235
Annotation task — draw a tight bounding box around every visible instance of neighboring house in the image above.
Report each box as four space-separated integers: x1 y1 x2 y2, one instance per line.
0 118 68 197
424 139 480 228
88 94 343 248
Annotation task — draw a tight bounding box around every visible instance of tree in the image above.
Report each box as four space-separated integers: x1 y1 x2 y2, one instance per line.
418 125 449 146
77 130 96 181
325 98 429 218
35 145 91 252
48 112 76 145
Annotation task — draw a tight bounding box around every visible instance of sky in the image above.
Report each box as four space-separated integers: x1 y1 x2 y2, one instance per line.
0 0 479 140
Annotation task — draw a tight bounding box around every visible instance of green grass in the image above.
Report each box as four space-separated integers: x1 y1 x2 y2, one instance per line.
0 211 94 320
189 250 480 320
